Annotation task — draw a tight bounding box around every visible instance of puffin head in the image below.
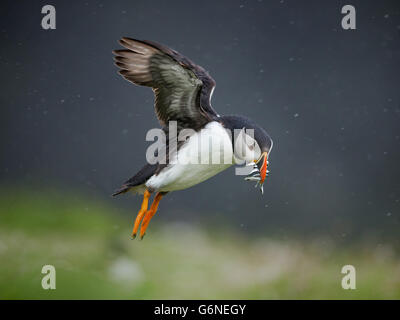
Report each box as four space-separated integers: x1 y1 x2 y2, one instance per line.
242 125 273 194
220 115 273 194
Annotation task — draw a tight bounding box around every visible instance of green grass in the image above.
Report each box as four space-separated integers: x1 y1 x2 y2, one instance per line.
0 188 399 299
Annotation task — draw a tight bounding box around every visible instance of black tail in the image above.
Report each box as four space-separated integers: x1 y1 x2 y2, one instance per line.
112 163 158 197
111 185 130 197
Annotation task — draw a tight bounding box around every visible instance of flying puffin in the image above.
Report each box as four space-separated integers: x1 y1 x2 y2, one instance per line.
112 38 273 239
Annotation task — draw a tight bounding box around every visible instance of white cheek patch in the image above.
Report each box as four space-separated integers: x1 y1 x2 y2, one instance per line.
233 129 261 163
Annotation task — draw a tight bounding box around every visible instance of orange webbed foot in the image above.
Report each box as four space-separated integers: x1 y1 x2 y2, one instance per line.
139 192 163 239
131 190 151 239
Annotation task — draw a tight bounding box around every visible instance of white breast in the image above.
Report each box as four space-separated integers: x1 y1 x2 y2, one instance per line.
146 121 233 192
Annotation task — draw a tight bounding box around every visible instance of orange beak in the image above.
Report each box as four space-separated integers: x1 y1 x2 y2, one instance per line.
256 152 269 185
245 151 270 194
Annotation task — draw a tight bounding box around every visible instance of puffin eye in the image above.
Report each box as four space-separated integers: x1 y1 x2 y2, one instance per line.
246 139 256 150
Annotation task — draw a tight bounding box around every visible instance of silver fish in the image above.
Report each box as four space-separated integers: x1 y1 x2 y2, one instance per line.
244 160 271 194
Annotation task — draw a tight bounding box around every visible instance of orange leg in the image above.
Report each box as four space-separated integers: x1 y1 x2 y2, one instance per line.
131 190 151 239
139 192 164 239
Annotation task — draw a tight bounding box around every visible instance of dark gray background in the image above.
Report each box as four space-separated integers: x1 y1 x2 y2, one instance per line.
1 0 399 242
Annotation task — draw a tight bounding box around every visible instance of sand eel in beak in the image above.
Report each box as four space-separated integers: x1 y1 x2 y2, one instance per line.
112 38 273 239
245 152 270 194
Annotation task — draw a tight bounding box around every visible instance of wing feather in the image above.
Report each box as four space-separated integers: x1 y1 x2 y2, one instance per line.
113 38 219 130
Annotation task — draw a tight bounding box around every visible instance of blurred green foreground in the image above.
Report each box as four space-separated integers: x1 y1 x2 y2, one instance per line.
0 188 399 299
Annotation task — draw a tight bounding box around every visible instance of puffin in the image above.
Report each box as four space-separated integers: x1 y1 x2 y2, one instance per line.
112 38 273 239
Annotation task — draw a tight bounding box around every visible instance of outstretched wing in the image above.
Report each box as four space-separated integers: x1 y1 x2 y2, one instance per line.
113 37 219 131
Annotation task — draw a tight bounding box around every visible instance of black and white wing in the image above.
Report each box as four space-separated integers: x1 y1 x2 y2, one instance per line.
113 37 219 131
